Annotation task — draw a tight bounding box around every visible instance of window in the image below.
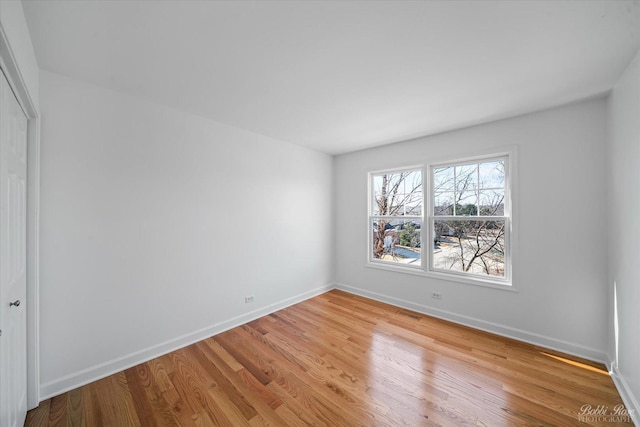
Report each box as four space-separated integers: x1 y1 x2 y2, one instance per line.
429 156 510 282
369 168 423 268
368 152 513 287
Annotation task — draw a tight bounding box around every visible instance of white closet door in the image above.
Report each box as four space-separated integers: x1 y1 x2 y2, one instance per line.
0 68 28 427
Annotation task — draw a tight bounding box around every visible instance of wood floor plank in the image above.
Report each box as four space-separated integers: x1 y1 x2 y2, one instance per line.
46 392 68 426
24 398 50 427
163 352 238 427
80 381 102 426
26 290 632 426
65 387 84 427
124 365 159 427
197 341 284 412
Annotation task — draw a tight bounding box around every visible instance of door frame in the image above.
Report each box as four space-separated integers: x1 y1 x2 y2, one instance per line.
0 25 41 410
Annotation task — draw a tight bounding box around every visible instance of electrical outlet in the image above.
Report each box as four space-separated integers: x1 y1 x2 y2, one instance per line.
432 292 442 299
244 295 254 303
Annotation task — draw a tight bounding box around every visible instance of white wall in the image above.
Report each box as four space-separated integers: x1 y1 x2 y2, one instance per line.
606 49 640 420
335 98 609 361
38 70 333 398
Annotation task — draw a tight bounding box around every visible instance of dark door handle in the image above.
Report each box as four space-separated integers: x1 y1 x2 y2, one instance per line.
9 300 20 307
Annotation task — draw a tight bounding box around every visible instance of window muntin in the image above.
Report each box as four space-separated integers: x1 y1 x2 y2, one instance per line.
369 169 423 268
430 157 509 281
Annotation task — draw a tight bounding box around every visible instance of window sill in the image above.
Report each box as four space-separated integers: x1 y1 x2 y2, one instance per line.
365 261 518 292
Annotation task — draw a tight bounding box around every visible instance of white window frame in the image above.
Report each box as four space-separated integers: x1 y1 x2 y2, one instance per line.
368 166 424 270
428 153 512 285
366 148 516 290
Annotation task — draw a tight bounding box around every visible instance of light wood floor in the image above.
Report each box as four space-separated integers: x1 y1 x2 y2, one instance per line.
26 290 631 426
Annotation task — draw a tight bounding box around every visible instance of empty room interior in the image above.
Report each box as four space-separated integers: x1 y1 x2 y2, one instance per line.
1 0 640 425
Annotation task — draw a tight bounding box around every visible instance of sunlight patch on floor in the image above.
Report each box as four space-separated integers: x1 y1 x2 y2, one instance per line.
540 352 608 376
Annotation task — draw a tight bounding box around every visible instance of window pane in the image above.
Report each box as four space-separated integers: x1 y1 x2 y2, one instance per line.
455 164 478 192
434 191 454 216
372 174 385 215
479 189 505 215
372 170 422 216
433 219 505 277
372 218 421 266
479 160 505 190
456 191 477 216
433 166 454 192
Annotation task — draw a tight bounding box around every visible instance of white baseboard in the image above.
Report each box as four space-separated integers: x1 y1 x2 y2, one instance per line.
608 363 640 426
334 282 608 364
39 283 334 400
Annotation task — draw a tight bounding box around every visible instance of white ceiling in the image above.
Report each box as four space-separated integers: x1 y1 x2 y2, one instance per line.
22 0 640 155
